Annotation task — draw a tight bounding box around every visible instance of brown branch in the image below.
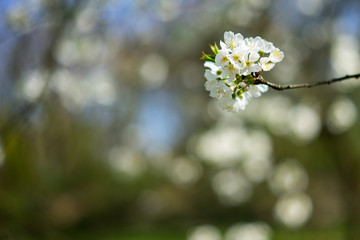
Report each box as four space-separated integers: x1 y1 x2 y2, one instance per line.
254 73 360 90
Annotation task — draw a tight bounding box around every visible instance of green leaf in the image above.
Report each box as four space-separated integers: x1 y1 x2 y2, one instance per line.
210 42 219 55
244 75 255 84
234 74 243 84
200 52 215 62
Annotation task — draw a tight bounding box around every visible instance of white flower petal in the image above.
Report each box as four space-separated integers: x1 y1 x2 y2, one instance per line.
220 40 228 50
205 79 217 91
234 33 244 42
256 84 269 93
224 31 235 42
222 63 239 80
269 48 284 63
204 69 217 81
246 37 261 52
248 51 260 62
204 61 220 72
255 36 265 50
223 31 245 50
215 50 230 67
263 41 275 53
260 57 275 71
250 64 262 73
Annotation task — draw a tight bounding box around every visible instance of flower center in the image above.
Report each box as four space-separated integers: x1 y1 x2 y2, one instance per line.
229 41 235 48
221 56 228 63
228 64 235 71
274 51 281 59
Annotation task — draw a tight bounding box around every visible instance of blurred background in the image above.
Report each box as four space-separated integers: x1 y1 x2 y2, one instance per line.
0 0 360 239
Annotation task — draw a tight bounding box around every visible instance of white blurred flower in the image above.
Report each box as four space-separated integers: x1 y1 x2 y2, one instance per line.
87 70 116 105
274 192 313 229
108 146 147 179
269 159 308 196
287 105 321 143
195 126 246 167
296 0 324 16
140 53 169 88
331 34 360 77
212 169 253 206
225 222 272 240
243 157 273 183
195 126 272 168
327 96 358 134
188 225 222 240
21 70 47 102
168 156 203 186
0 141 5 167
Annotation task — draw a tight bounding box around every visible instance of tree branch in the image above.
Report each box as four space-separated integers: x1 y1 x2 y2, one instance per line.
254 73 360 90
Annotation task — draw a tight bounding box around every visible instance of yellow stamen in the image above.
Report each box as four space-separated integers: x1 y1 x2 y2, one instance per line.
221 56 228 63
274 51 281 59
230 41 234 48
249 41 255 49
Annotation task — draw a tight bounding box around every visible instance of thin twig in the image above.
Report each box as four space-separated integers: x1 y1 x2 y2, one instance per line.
255 73 360 90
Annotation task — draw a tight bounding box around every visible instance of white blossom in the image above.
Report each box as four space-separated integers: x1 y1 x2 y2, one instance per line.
222 63 239 80
215 50 231 67
245 37 263 52
231 96 250 111
204 71 218 92
220 31 244 50
203 31 284 112
269 48 284 63
263 41 275 53
230 48 245 70
259 57 275 71
248 84 269 98
219 93 237 110
204 61 221 74
240 50 261 76
208 80 232 99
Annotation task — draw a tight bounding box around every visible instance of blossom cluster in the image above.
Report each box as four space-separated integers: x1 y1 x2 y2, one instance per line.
202 31 284 112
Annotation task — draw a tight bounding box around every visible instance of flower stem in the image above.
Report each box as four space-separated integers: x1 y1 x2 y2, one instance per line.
254 73 360 90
